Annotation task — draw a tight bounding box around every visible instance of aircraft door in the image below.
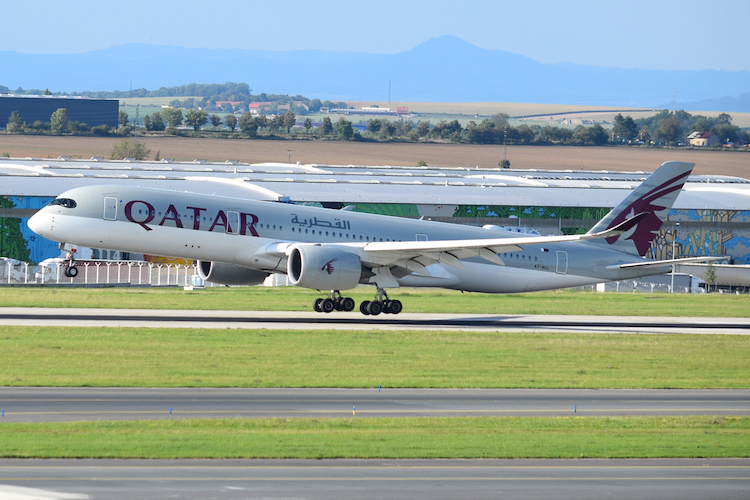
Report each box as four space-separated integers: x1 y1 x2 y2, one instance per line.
556 250 568 274
227 211 240 234
415 233 428 241
103 196 117 221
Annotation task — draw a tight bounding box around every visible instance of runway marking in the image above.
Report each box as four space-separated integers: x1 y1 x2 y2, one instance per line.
3 408 749 416
3 477 749 482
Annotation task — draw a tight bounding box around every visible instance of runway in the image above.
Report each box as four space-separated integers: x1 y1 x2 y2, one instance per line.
1 458 749 500
2 307 749 334
1 388 748 422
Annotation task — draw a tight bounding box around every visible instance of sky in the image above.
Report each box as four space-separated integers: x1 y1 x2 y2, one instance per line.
2 0 749 72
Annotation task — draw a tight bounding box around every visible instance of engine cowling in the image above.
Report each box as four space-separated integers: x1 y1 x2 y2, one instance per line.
287 245 362 290
197 261 270 286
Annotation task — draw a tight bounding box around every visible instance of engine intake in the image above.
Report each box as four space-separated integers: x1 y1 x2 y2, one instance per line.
197 261 270 286
287 245 362 290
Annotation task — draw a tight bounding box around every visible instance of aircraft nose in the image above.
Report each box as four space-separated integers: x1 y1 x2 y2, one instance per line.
28 211 51 236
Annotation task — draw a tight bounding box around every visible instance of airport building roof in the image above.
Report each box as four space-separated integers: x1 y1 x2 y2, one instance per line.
2 156 750 211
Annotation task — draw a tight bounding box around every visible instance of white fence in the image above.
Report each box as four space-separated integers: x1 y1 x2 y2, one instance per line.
1 259 218 287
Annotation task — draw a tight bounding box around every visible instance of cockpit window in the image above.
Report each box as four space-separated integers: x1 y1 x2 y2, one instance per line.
50 198 77 208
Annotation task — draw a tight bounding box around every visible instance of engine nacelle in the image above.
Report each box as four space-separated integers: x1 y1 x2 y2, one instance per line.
197 261 270 286
287 245 362 290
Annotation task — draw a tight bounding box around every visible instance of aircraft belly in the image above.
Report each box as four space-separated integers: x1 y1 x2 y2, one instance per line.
401 262 602 293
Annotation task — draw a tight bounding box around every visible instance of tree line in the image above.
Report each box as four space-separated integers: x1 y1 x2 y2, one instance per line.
4 105 749 149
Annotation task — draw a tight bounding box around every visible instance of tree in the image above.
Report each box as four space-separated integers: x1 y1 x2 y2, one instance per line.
416 120 430 137
255 114 268 129
638 126 651 143
704 261 716 292
118 111 129 127
161 108 183 129
416 160 427 167
6 111 23 132
491 112 510 128
282 110 296 133
110 140 151 160
238 113 258 136
209 114 222 128
655 116 682 144
321 116 333 135
225 114 237 132
184 109 208 131
50 108 69 134
711 123 740 143
144 113 165 131
612 114 637 142
334 117 354 140
367 119 382 133
498 159 511 169
43 88 52 95
303 117 312 133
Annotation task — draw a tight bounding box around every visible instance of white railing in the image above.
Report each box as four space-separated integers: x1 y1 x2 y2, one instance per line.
0 260 221 287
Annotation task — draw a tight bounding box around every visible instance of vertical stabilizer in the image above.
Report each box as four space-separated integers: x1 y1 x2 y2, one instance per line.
587 161 693 257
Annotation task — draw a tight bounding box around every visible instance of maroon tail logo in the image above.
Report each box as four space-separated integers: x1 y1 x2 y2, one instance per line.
605 171 690 256
322 258 338 275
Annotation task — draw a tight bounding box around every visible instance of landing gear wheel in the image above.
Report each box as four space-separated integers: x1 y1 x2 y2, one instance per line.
321 298 335 313
366 300 382 316
360 301 371 315
341 297 356 312
313 298 324 312
386 299 402 314
64 266 78 278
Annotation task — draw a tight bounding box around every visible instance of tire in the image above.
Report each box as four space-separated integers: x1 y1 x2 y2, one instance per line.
367 300 382 316
65 266 78 278
388 299 403 314
321 298 335 313
360 301 371 315
342 297 355 311
313 298 324 312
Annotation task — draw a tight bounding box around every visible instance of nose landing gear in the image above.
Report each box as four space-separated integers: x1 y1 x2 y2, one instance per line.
63 249 78 278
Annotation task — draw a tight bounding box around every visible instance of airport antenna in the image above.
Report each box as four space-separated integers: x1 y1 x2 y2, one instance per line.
134 104 140 142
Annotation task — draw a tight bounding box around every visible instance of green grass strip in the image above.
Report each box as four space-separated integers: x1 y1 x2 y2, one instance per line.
2 416 748 459
1 287 749 316
2 326 748 388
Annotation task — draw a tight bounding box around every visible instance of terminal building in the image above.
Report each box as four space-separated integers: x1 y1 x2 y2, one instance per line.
0 94 119 129
1 156 749 287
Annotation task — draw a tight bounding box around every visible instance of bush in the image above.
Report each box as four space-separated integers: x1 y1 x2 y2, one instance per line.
110 140 151 160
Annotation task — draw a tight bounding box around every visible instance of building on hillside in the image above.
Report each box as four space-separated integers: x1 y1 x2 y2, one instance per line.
687 131 720 147
0 94 118 129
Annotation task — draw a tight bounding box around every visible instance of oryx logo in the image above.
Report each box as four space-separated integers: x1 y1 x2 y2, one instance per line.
322 258 338 275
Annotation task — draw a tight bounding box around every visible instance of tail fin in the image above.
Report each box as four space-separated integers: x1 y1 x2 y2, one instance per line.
587 161 694 257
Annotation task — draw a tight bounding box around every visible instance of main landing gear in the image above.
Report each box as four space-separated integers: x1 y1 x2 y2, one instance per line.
63 249 78 278
313 290 356 313
311 289 403 316
360 289 402 316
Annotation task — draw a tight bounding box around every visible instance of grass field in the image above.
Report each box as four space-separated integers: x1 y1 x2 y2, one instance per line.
2 416 747 459
1 135 748 177
2 324 747 388
1 287 748 317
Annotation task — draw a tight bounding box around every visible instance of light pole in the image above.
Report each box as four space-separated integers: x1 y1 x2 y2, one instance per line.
287 150 291 163
671 222 680 293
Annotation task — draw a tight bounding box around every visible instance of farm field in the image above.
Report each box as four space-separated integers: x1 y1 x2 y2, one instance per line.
1 134 748 177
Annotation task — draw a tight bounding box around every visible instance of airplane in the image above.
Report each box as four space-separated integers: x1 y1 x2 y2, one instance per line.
28 161 718 315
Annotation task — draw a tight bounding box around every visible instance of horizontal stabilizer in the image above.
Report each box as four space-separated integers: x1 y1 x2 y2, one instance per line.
606 255 725 270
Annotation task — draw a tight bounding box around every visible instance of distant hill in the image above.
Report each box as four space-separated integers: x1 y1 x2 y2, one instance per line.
2 36 750 110
666 92 750 113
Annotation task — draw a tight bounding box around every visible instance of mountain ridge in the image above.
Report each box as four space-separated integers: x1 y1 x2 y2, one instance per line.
2 36 749 110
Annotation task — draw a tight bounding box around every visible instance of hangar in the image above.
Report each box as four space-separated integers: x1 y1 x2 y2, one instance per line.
0 94 119 129
1 156 749 272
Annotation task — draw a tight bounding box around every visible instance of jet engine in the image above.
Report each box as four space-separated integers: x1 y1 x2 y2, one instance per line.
197 261 270 286
287 245 363 290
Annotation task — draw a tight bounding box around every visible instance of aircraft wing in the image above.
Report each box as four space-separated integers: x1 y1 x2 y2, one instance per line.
354 212 647 272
